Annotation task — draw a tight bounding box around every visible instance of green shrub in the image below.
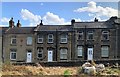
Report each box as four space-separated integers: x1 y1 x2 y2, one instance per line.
64 69 71 77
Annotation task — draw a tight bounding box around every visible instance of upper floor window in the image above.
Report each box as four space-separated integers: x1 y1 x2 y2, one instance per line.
87 31 94 40
27 37 32 45
38 35 43 43
48 34 53 43
10 49 17 60
60 48 67 60
101 46 109 57
78 31 83 40
61 34 67 43
37 48 43 59
77 46 83 57
11 37 16 45
102 31 109 40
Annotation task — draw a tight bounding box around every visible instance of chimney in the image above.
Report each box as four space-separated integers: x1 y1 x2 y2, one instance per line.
71 19 75 25
9 17 15 28
40 20 43 25
94 18 98 22
17 20 21 27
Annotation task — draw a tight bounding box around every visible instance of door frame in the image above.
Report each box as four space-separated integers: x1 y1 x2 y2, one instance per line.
48 50 53 62
87 47 93 60
26 51 32 63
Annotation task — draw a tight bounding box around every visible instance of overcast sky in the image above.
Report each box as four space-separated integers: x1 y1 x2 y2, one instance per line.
0 1 119 27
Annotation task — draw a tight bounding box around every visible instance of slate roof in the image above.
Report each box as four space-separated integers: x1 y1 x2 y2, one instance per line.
34 25 73 31
5 27 35 34
73 21 115 29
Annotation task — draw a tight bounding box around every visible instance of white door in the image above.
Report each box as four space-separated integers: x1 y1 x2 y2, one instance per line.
87 48 93 60
48 51 53 62
26 52 32 62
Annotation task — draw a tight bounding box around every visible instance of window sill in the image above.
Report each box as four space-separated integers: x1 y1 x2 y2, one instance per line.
26 44 32 46
78 56 82 58
10 59 16 61
101 40 109 42
47 42 54 44
10 44 17 46
37 43 43 44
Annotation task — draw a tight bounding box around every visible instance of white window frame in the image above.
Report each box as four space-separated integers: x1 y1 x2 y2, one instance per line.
87 31 94 40
101 46 109 57
102 31 109 40
10 50 17 60
27 37 32 45
77 46 83 57
37 48 43 59
11 37 16 44
60 48 67 60
38 35 43 43
48 34 53 43
61 34 67 43
78 31 83 40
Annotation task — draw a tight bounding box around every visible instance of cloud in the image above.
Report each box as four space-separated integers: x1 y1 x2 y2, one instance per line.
0 17 10 24
21 9 71 26
21 9 41 26
43 12 65 25
74 1 118 18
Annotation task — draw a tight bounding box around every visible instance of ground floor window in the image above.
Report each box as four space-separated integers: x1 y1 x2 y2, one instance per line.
60 48 67 60
101 46 109 57
10 49 17 60
77 46 83 57
37 48 43 59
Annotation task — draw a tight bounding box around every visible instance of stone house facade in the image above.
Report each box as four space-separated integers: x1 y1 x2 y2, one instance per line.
1 17 120 63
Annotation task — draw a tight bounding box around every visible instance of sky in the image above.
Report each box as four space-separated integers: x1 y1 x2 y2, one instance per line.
0 1 119 27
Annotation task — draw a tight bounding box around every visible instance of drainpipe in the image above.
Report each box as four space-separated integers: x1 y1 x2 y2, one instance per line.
115 24 118 59
56 29 58 61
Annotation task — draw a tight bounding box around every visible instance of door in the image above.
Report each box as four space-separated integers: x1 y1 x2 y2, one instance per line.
48 50 53 62
26 52 32 62
87 47 93 60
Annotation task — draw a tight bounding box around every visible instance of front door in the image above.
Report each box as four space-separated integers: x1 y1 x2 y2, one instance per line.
87 47 93 60
48 50 53 62
26 52 32 62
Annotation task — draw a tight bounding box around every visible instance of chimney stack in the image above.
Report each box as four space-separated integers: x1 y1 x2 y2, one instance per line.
94 18 98 22
17 20 21 27
40 20 43 25
9 17 15 28
71 19 75 25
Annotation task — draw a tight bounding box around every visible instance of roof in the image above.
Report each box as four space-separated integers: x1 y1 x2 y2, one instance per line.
5 27 35 34
34 25 73 31
73 21 115 29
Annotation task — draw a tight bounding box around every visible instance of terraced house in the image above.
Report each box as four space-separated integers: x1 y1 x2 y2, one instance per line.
1 16 120 63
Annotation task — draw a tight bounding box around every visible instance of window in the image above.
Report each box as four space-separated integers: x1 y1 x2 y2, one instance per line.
10 49 17 60
61 34 67 43
37 48 43 59
48 34 53 43
60 48 67 60
27 37 32 45
78 32 83 40
77 46 83 57
101 46 109 57
87 31 93 40
38 35 43 43
102 31 109 40
11 37 16 45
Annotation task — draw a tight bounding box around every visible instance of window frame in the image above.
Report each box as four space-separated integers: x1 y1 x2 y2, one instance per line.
77 46 83 57
78 31 83 40
27 37 32 45
87 31 94 40
38 35 43 43
60 34 68 43
11 37 17 45
60 48 67 60
102 31 109 40
101 46 109 58
48 34 54 43
37 48 43 59
10 50 17 60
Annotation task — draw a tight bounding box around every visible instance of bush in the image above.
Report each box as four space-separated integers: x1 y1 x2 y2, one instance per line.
64 69 71 77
